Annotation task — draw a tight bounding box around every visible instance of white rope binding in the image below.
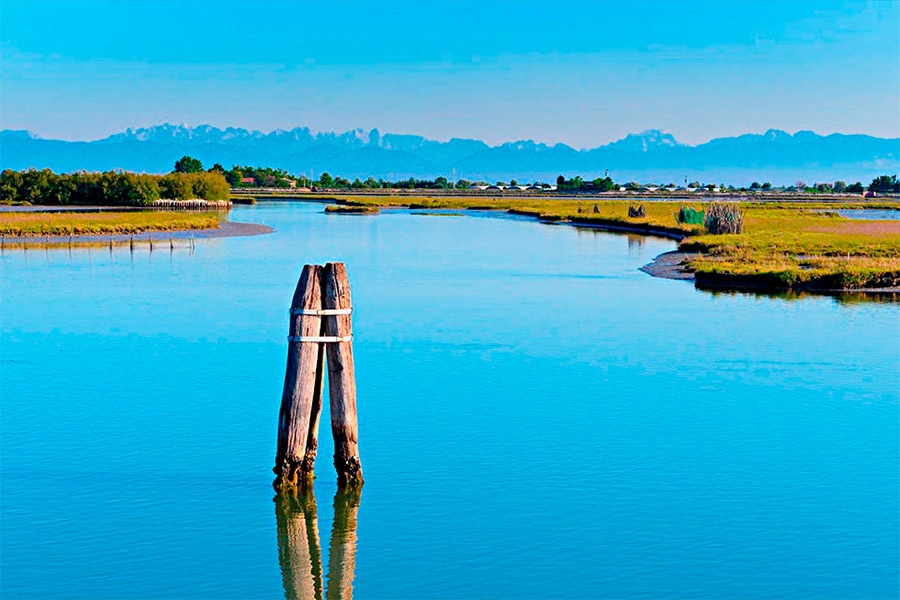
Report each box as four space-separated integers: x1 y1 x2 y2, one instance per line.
289 308 352 316
288 335 353 343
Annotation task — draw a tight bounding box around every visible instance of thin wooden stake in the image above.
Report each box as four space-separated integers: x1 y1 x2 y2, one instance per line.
274 265 327 488
322 262 363 486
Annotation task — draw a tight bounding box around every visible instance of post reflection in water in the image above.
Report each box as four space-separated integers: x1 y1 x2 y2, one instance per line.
326 487 362 600
275 485 361 600
626 233 645 254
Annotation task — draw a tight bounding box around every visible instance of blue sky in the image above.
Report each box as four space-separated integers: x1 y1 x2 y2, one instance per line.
2 1 898 147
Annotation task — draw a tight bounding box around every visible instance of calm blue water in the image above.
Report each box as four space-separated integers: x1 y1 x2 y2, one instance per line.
2 203 898 599
835 209 900 220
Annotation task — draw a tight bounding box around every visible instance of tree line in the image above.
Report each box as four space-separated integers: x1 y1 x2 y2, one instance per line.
1 164 230 207
170 156 900 194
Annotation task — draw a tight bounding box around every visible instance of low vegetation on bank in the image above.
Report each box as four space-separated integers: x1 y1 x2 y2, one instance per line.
0 211 219 236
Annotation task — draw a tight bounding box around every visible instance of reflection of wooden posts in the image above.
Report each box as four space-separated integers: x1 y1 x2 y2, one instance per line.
275 262 362 487
323 263 363 487
275 485 361 600
326 486 362 600
275 488 324 600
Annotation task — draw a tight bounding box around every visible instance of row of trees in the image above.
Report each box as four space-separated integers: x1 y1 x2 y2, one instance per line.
173 156 900 194
557 175 617 192
0 168 230 206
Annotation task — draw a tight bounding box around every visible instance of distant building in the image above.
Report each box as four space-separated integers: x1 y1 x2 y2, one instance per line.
241 177 255 185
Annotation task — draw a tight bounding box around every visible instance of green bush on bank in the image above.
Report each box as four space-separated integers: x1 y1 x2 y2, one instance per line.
0 168 230 206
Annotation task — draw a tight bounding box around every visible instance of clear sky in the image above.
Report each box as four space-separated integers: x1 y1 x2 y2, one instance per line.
2 0 898 147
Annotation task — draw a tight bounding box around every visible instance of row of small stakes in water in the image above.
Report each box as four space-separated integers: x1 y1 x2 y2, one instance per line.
274 262 363 489
0 232 195 250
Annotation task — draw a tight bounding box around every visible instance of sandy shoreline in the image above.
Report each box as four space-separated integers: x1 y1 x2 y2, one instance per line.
640 251 698 281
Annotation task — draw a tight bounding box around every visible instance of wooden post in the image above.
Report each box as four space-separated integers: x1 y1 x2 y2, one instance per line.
274 265 327 488
322 262 363 486
326 486 362 600
275 488 324 600
301 341 326 476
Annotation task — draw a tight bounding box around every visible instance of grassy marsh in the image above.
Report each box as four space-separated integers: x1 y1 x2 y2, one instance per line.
0 211 220 237
314 193 900 290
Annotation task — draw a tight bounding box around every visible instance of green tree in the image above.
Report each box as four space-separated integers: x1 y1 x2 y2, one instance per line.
190 172 230 200
592 176 616 192
159 173 194 199
319 172 334 188
174 155 204 174
869 174 899 193
847 182 864 193
0 169 24 202
833 180 847 193
225 169 243 187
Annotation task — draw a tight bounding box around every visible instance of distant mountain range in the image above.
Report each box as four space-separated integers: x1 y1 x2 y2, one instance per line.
2 124 898 185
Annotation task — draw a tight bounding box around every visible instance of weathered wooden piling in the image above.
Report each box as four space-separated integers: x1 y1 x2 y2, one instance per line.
274 265 327 488
275 262 362 488
322 262 363 487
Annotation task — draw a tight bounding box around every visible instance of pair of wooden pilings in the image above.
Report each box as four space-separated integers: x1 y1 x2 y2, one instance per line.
274 262 362 489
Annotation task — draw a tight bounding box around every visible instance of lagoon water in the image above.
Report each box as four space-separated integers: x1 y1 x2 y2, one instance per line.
2 202 898 599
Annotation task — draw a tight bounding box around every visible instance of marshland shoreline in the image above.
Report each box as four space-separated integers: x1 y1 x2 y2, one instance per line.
3 195 898 294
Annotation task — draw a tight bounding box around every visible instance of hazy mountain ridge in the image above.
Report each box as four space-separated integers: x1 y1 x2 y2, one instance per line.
2 125 898 185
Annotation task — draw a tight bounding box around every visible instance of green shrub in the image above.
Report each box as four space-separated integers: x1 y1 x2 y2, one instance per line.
677 205 705 225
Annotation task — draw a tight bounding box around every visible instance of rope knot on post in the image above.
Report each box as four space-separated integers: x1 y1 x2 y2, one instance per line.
274 262 363 489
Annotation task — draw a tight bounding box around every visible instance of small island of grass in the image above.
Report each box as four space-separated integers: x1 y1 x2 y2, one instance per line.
324 204 380 214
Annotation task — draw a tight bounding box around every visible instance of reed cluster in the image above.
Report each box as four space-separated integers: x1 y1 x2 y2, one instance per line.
704 202 744 234
627 203 646 218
